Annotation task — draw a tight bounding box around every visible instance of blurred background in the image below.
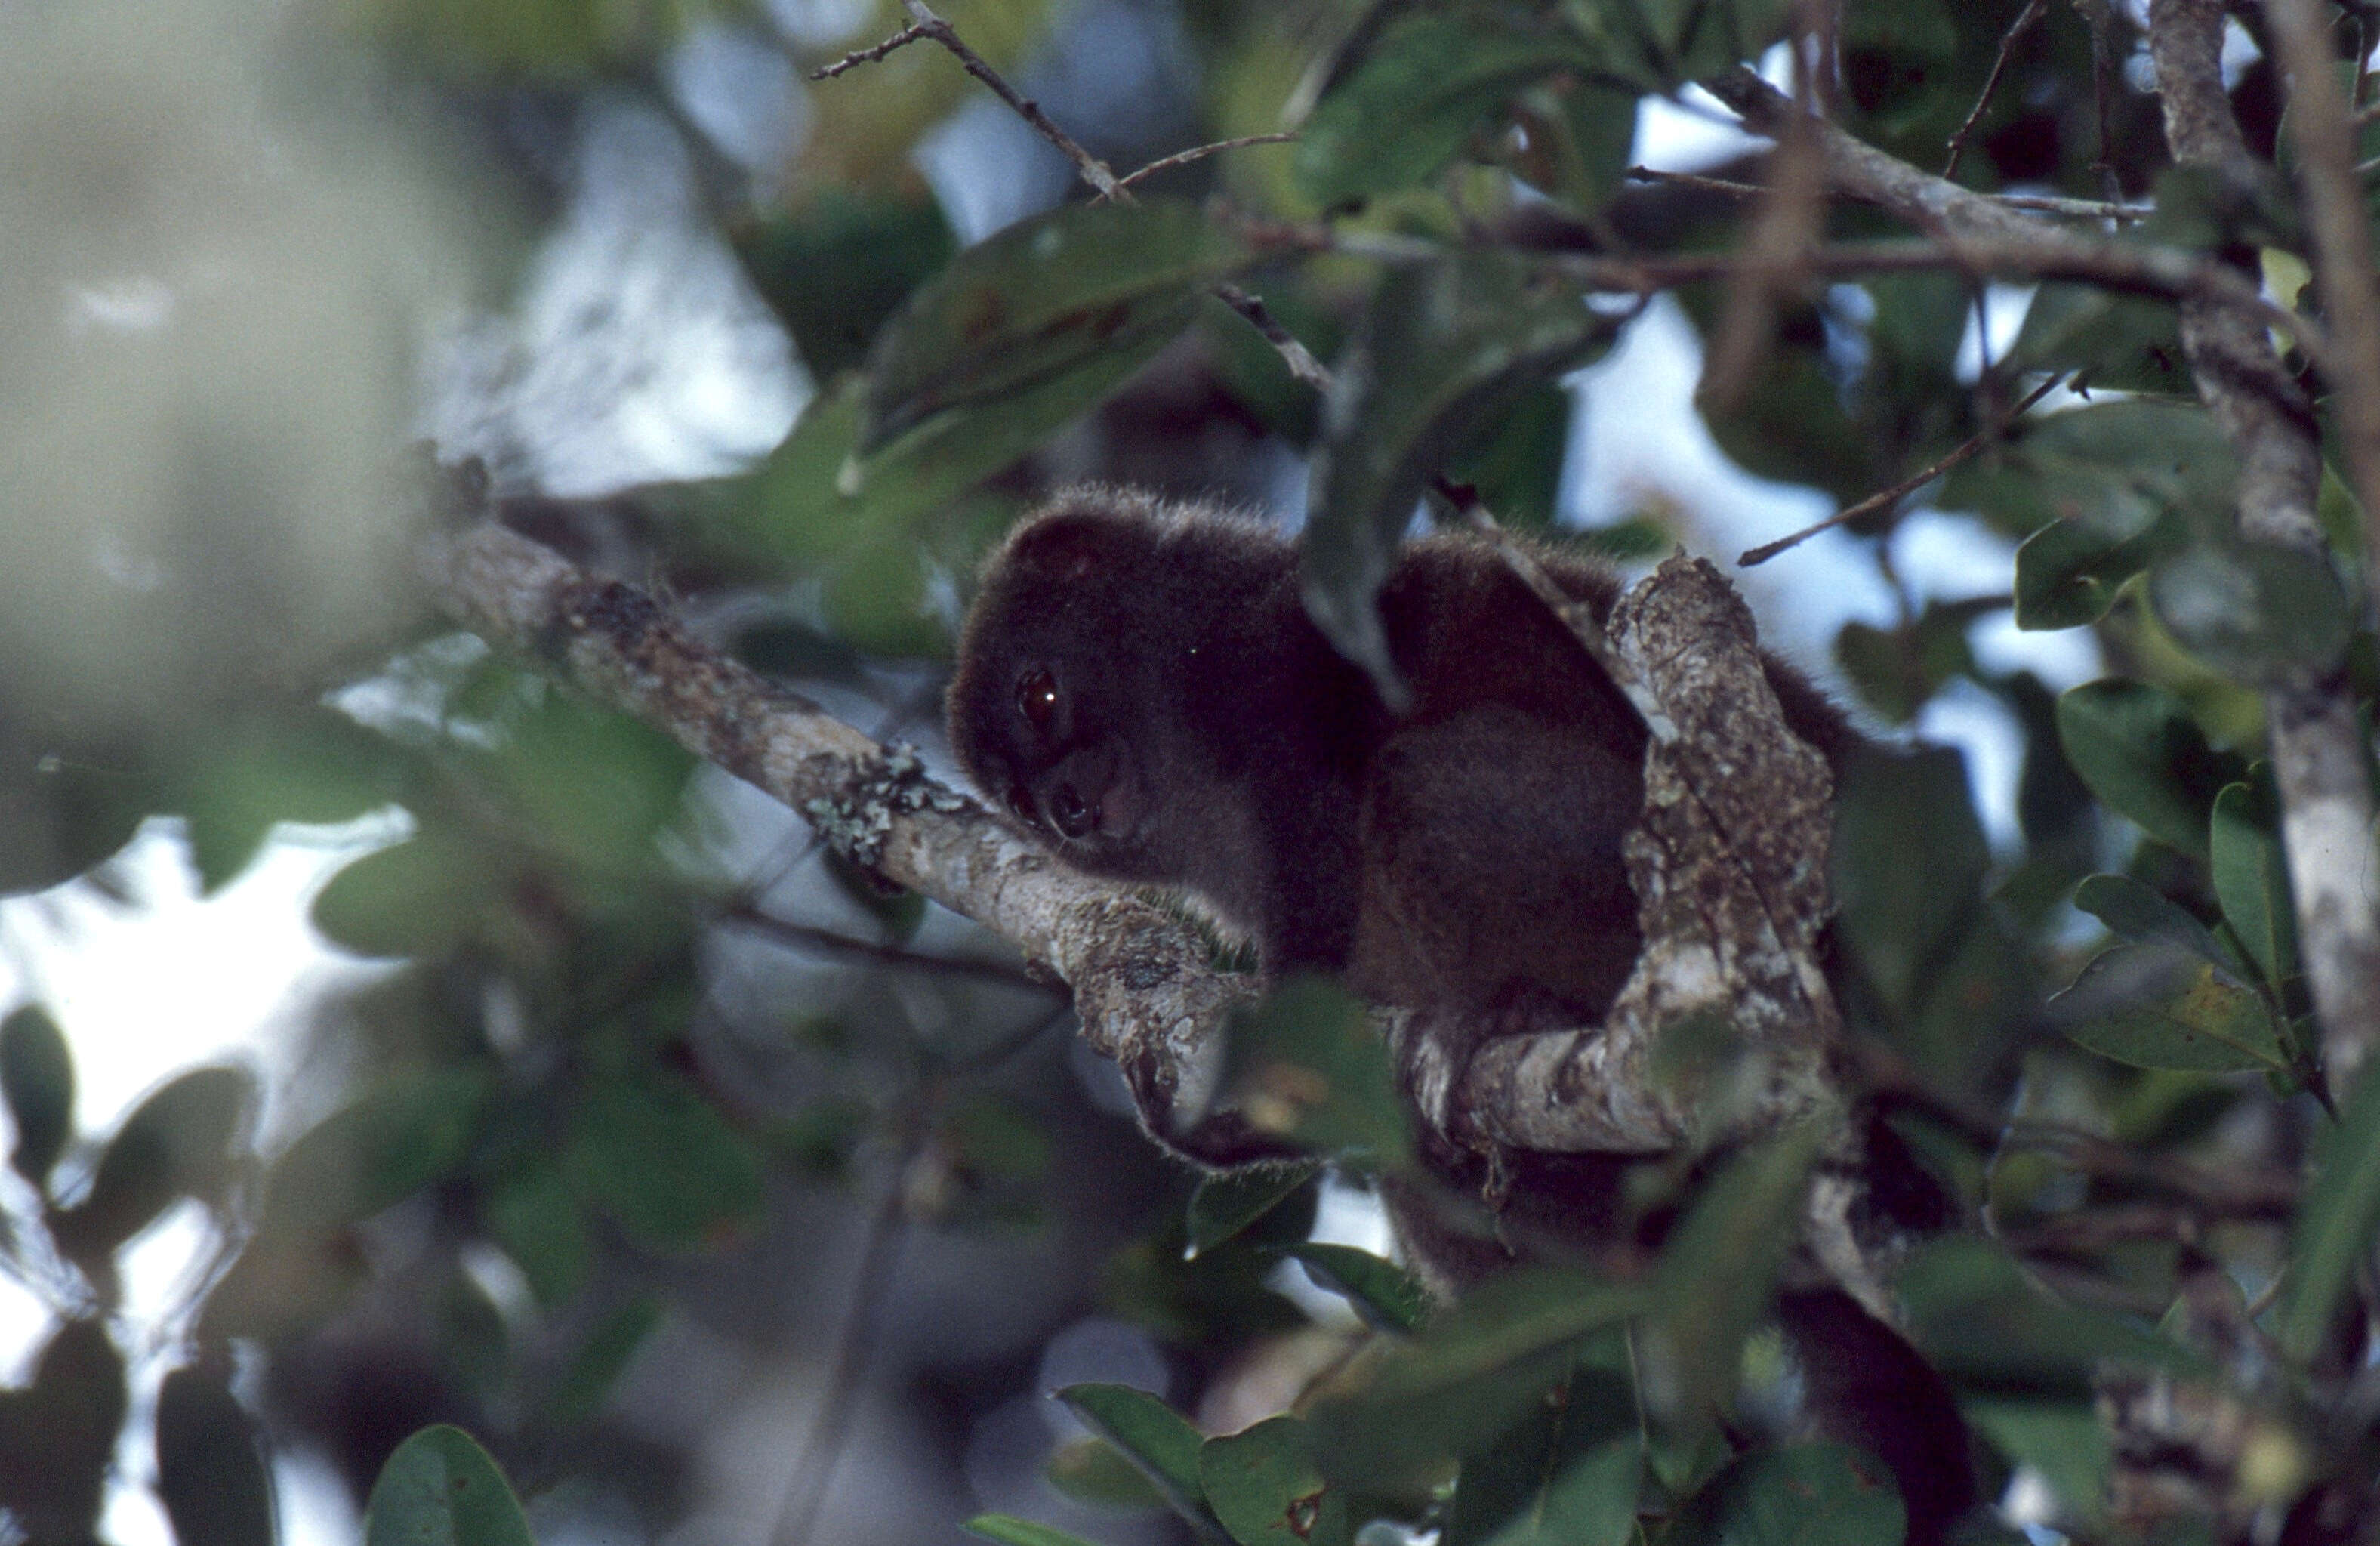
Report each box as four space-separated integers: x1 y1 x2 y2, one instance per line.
0 0 2176 1538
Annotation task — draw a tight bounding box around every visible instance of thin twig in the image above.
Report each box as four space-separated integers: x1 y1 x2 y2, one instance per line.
1626 165 2147 222
1108 132 1296 198
1211 282 1333 391
1739 371 2069 564
809 22 933 79
719 904 1053 991
1944 0 2051 178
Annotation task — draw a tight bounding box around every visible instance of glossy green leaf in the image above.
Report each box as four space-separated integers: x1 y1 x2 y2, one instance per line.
1294 12 1609 207
1645 1125 1824 1425
2 1004 74 1189
1833 747 1990 1015
2073 873 2234 974
1305 252 1617 699
964 1515 1107 1546
52 1063 256 1264
1045 1437 1171 1511
2149 536 2354 684
2210 768 2298 992
1222 975 1410 1165
2012 511 2183 631
1056 1383 1211 1526
1663 1443 1903 1546
263 1066 495 1232
1187 1162 1322 1255
863 199 1252 452
2281 1063 2380 1365
566 1075 767 1252
2054 680 2233 860
2047 943 2286 1073
1281 1242 1429 1334
1201 1415 1348 1546
155 1365 276 1546
363 1425 532 1546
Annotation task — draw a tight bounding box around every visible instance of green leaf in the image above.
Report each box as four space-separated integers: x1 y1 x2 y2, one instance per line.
310 835 493 960
1187 1162 1322 1255
732 185 956 379
1899 1237 2200 1396
1201 1415 1349 1546
1056 1383 1212 1527
1645 1125 1824 1425
1444 1329 1639 1546
963 1515 1108 1546
363 1425 532 1546
52 1063 256 1264
1663 1443 1904 1546
863 199 1253 452
1294 12 1610 207
1833 747 1990 1016
1941 399 2232 540
2209 768 2298 992
155 1366 276 1546
1280 1243 1430 1334
2047 943 2286 1073
177 711 392 893
2148 536 2354 684
2281 1063 2380 1364
544 1298 661 1427
263 1067 495 1232
1222 976 1411 1164
1958 1399 2107 1525
2 1004 74 1189
0 731 150 897
566 1075 767 1252
2005 283 2191 396
1304 252 1618 699
2054 680 2234 861
2072 873 2234 974
1045 1437 1171 1511
483 1158 593 1308
2012 511 2184 631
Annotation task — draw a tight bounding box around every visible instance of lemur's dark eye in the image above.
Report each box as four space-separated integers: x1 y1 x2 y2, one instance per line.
1016 667 1059 735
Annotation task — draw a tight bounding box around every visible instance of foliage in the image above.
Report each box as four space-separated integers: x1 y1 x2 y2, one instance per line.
6 0 2380 1541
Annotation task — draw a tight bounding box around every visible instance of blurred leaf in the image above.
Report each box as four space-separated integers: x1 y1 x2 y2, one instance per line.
1834 747 1990 1016
1057 1383 1213 1528
483 1158 593 1308
1832 598 1995 723
53 1063 256 1264
2148 536 2353 684
734 186 957 379
545 1298 662 1428
1942 399 2232 540
2 1004 74 1189
1444 1329 1637 1546
1645 1125 1823 1425
942 1092 1053 1183
2005 284 2190 395
2055 680 2238 861
1201 1415 1349 1546
2047 943 2286 1074
178 710 392 893
198 1229 369 1344
1444 381 1572 529
1663 1443 1904 1546
1187 1161 1322 1254
2281 1061 2380 1365
1281 1243 1429 1334
731 618 868 686
363 1425 532 1546
1045 1436 1170 1511
1959 1399 2107 1526
1305 253 1617 699
566 1075 767 1251
1513 79 1642 214
864 199 1252 452
310 835 495 959
1897 913 2034 1098
1294 11 1608 207
495 694 695 873
0 732 150 897
263 1066 495 1232
155 1365 276 1546
965 1516 1107 1546
2013 511 2184 630
0 1319 126 1538
1222 975 1410 1165
1899 1237 2200 1396
2210 767 2298 993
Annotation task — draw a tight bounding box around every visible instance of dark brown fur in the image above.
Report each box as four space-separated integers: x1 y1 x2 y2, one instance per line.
947 488 1972 1540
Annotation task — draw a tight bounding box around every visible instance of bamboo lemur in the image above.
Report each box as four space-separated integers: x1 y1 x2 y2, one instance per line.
947 486 1973 1540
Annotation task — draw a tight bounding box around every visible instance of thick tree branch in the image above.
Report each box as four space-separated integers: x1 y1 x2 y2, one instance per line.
2147 0 2380 1090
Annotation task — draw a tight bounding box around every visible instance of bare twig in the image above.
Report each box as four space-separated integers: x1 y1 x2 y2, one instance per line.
1108 132 1296 197
1739 370 2070 565
2147 0 2380 1093
1212 282 1333 392
1627 164 2148 221
717 904 1053 991
1943 0 2051 178
809 22 933 79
